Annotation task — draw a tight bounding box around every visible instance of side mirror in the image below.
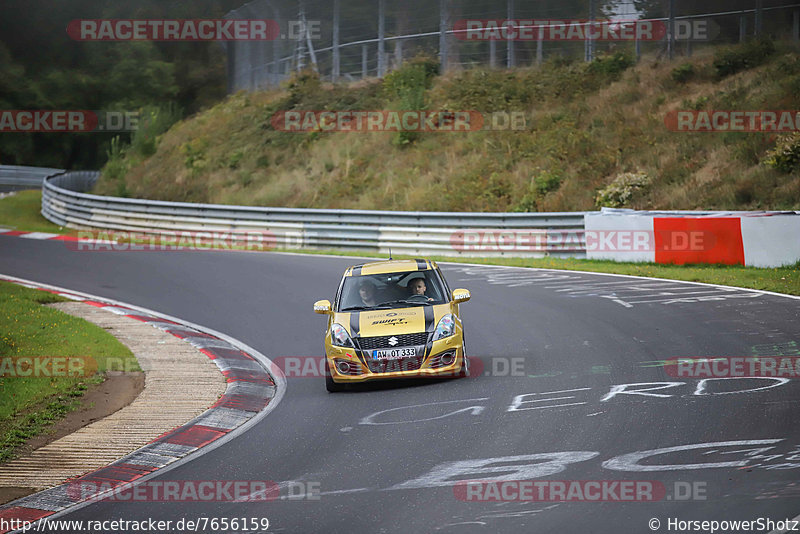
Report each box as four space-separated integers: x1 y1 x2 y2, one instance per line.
314 299 332 314
452 289 471 303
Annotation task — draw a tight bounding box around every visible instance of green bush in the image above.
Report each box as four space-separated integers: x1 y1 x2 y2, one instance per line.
763 132 800 173
587 51 635 79
671 63 695 83
382 55 439 98
596 171 651 208
101 136 129 197
514 169 564 212
383 55 440 145
130 104 181 157
713 39 775 79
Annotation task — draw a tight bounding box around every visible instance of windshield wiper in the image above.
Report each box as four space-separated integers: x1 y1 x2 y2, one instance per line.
341 305 392 311
374 300 432 307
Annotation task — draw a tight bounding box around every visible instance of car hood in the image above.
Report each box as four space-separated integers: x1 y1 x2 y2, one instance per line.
336 304 450 338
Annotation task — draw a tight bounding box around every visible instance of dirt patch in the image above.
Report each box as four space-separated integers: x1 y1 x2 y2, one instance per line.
0 371 144 505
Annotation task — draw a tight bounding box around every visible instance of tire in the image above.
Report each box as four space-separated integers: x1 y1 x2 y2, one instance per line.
325 360 345 392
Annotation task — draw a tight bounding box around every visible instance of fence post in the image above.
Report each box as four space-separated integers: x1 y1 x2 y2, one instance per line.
585 0 596 62
440 0 448 72
394 40 403 69
332 0 340 82
755 0 763 37
536 23 543 65
377 0 386 77
507 0 515 68
739 13 747 42
226 42 236 93
362 44 368 79
635 32 640 62
489 39 497 68
668 0 675 60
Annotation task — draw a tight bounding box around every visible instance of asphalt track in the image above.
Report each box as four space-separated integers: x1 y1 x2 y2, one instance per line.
3 235 800 533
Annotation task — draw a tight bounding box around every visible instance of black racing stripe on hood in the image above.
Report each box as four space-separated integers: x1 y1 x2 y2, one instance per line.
350 311 361 338
424 306 435 332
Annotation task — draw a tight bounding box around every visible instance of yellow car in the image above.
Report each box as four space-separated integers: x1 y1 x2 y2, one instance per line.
314 259 471 392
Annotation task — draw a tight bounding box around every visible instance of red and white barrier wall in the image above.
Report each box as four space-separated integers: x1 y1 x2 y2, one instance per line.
584 210 800 268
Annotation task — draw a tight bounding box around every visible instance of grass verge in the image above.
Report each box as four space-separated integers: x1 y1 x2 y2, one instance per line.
0 191 67 234
0 281 139 463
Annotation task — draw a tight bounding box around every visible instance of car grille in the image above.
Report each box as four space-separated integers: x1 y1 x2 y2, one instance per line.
367 356 424 374
357 332 429 351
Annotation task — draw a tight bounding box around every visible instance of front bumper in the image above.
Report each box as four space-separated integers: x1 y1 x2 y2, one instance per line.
325 334 465 383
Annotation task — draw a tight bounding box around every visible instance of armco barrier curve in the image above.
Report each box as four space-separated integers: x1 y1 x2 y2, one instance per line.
40 170 588 258
35 169 800 265
0 165 63 191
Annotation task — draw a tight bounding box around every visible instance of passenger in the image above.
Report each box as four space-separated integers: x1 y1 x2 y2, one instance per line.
359 279 378 307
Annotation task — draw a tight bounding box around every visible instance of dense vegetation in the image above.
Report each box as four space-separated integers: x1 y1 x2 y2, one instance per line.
94 39 800 212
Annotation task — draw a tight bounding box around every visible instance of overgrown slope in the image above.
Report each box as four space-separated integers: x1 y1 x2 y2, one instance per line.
94 41 800 212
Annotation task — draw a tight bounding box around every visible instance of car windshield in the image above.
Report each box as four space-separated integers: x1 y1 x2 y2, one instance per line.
338 270 446 311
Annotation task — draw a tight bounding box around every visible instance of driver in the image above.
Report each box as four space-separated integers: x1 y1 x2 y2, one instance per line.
359 279 378 306
408 278 433 302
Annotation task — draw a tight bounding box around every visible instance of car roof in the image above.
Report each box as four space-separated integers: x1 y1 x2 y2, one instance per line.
344 259 437 277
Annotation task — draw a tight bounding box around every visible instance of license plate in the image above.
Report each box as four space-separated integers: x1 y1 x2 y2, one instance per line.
373 347 416 360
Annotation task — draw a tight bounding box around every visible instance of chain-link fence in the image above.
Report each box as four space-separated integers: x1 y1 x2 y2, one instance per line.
222 0 800 93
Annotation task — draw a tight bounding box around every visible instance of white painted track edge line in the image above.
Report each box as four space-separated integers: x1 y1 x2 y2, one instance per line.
253 249 800 302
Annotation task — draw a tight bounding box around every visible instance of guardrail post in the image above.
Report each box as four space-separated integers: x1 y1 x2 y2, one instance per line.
489 39 497 68
362 44 368 78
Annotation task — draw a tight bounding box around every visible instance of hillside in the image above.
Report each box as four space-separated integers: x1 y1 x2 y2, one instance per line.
93 40 800 212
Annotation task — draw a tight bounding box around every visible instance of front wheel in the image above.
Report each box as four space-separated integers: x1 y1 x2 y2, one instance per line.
325 360 345 392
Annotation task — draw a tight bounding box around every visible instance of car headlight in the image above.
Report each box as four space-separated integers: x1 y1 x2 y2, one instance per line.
330 323 354 347
432 314 456 341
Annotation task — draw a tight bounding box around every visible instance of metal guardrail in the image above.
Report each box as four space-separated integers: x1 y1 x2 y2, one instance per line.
0 165 63 190
40 170 588 258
